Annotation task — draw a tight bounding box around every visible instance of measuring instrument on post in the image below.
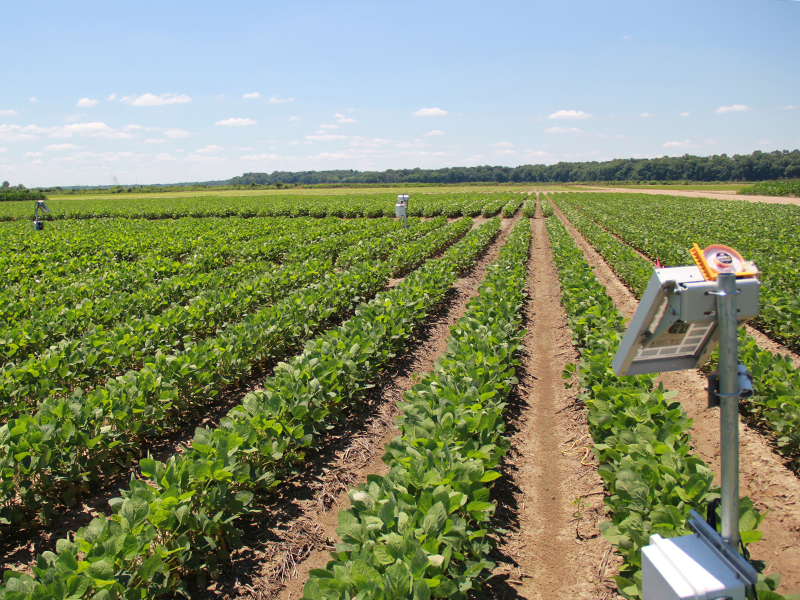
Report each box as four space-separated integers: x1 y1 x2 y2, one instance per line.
395 194 409 229
613 244 761 600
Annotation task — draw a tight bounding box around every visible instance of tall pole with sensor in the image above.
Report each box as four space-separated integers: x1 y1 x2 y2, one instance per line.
712 272 742 550
33 199 49 230
612 243 761 599
395 194 409 229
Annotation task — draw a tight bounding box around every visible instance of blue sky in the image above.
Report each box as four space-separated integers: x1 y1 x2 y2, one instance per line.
1 0 798 187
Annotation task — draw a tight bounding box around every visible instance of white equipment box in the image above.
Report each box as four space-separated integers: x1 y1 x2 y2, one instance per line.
395 194 408 218
642 511 758 600
643 535 746 600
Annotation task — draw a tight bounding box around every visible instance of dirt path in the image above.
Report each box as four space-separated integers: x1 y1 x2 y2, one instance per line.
580 186 800 206
551 199 800 595
216 217 518 600
488 209 616 599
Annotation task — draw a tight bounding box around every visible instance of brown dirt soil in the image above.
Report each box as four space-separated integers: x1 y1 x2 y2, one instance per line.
581 187 800 206
551 198 800 596
487 208 618 599
213 217 519 600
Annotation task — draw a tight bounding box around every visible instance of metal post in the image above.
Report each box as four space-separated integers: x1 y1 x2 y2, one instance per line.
715 273 740 551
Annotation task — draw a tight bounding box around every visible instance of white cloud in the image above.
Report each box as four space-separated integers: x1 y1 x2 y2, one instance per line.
65 114 89 123
715 104 752 114
145 138 168 144
30 97 37 103
494 149 517 156
120 93 192 106
678 112 690 117
0 147 7 153
243 92 261 99
51 150 136 163
349 136 393 148
155 153 176 161
334 113 357 123
640 112 652 117
163 128 189 138
0 122 131 141
424 130 445 136
412 107 448 117
44 143 79 151
197 144 225 153
241 153 290 161
0 124 41 141
395 150 452 158
77 98 99 108
50 122 135 139
782 105 797 110
107 93 117 101
310 152 350 160
319 124 339 130
523 150 549 158
23 151 43 158
268 95 294 104
663 139 700 148
548 110 592 120
123 124 143 131
286 116 300 121
545 126 583 134
0 109 17 116
395 139 427 148
215 118 257 126
491 141 514 147
305 133 347 141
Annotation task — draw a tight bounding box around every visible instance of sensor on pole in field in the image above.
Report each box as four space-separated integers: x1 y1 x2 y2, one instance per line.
33 199 49 231
612 244 761 600
395 194 409 229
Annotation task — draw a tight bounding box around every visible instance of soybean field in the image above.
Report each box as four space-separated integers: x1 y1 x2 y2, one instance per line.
0 190 798 599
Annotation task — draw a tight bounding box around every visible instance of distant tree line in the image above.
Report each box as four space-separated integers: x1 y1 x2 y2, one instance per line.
228 150 800 186
0 181 45 202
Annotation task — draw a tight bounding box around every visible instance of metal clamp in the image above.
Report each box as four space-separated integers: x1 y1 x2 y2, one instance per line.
707 364 753 408
688 510 758 586
707 289 741 297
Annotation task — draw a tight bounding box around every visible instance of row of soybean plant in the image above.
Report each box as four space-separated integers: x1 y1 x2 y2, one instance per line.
2 215 323 289
303 217 531 600
1 217 395 335
0 218 503 599
0 217 465 528
0 216 362 361
0 218 413 405
0 192 526 222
